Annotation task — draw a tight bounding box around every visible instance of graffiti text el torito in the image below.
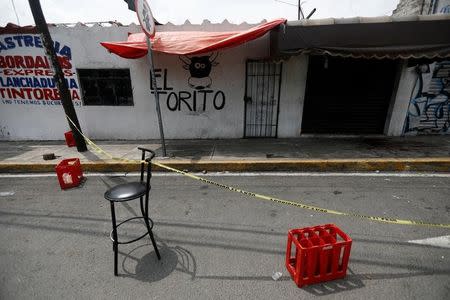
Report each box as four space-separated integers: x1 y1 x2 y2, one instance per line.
150 53 225 112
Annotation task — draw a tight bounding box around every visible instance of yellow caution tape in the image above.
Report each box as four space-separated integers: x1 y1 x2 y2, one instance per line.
66 116 450 229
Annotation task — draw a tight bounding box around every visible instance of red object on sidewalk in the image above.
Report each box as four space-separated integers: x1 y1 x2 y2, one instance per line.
55 158 84 189
64 131 76 147
285 224 352 287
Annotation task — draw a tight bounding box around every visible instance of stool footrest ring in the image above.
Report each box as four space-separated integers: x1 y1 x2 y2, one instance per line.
110 216 154 245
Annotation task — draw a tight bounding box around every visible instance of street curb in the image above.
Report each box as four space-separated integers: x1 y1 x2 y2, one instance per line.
1 157 450 173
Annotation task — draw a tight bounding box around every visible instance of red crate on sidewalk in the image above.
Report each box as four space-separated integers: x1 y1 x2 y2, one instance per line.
285 224 352 287
64 131 76 147
55 158 84 189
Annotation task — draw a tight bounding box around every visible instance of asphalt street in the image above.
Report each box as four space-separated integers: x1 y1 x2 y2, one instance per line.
0 173 449 299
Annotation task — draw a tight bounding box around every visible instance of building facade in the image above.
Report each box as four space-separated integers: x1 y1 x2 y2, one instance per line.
392 0 450 135
0 16 449 140
393 0 450 16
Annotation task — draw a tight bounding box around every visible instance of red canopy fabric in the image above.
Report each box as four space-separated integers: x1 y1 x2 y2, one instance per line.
100 18 286 58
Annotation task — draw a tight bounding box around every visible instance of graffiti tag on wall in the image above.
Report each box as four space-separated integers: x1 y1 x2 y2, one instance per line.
0 34 81 106
404 61 450 134
150 53 225 112
439 4 450 13
179 53 219 90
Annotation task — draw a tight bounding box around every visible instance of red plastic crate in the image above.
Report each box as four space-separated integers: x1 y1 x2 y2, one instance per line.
55 158 84 189
64 131 76 147
285 224 352 287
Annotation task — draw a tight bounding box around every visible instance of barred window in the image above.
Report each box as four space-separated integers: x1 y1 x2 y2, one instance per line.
77 69 133 106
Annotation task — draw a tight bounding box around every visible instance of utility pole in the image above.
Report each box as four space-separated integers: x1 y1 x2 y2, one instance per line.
125 0 167 157
275 0 312 20
28 0 87 152
298 0 304 19
306 8 316 19
146 38 167 157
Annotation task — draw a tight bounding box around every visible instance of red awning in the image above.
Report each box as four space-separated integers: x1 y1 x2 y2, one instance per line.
100 18 286 58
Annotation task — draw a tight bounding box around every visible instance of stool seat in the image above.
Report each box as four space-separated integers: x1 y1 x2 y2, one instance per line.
104 182 147 202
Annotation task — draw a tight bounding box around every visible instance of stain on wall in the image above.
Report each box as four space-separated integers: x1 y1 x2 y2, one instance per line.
404 61 450 134
0 125 10 139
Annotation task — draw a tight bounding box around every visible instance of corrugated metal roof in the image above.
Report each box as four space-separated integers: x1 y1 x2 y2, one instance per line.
286 14 450 26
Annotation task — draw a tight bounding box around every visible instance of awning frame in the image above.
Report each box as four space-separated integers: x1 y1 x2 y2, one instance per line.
270 15 450 60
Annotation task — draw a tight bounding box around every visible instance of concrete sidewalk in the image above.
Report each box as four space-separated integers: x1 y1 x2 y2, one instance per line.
0 136 450 173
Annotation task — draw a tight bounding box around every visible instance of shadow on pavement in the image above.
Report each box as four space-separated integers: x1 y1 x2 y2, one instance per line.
1 208 449 289
118 241 293 283
302 267 436 297
119 243 180 282
302 268 365 296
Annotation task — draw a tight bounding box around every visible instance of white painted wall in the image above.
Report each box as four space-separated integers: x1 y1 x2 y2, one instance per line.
386 62 417 135
148 37 269 139
0 22 275 140
0 24 140 140
278 55 308 137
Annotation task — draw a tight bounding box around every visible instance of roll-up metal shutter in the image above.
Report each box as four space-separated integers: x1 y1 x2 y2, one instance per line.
302 56 398 134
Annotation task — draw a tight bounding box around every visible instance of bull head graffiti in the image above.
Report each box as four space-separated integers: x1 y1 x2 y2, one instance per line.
179 53 219 90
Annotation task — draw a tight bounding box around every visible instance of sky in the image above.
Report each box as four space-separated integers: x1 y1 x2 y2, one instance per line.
1 0 399 27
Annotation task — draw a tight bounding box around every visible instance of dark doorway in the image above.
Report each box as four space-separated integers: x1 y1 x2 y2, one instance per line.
302 56 398 134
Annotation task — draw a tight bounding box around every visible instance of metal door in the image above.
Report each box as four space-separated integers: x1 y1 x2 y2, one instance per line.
244 60 282 137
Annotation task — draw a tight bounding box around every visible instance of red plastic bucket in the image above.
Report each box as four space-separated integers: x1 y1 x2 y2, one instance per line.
285 224 352 287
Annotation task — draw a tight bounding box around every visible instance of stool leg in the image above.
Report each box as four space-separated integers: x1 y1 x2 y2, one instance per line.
110 201 119 276
148 229 161 260
141 197 161 260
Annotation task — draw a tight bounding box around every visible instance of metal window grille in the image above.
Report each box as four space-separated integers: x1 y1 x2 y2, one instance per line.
77 69 134 106
244 60 282 137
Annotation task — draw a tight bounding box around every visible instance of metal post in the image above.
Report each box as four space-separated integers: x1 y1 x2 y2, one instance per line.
28 0 87 152
306 8 316 19
146 38 167 157
109 201 118 276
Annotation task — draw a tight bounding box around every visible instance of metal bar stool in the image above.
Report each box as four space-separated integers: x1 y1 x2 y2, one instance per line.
104 147 161 276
